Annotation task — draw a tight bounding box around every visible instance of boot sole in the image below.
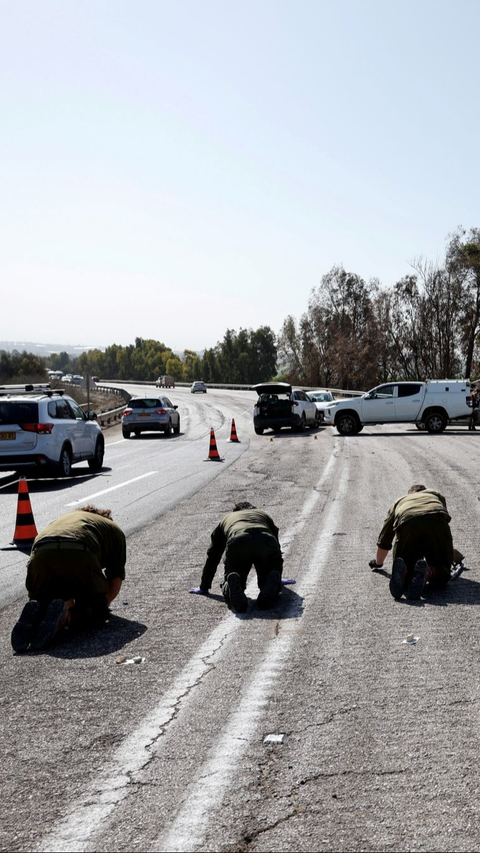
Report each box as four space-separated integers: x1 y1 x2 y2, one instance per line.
390 558 406 600
11 600 42 653
406 560 427 600
30 599 69 650
257 570 281 609
227 573 248 613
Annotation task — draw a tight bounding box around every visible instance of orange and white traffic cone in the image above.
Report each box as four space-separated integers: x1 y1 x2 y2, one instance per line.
11 477 38 548
206 428 222 461
228 418 240 443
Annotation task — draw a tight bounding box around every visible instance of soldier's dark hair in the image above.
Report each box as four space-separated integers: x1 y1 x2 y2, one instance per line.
77 505 113 518
408 485 426 494
233 501 256 511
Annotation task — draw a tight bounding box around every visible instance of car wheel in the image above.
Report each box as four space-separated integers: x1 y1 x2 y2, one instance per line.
336 414 360 436
204 390 207 393
57 445 72 477
164 420 172 437
88 438 104 471
134 429 141 437
424 412 447 433
254 427 264 435
122 429 131 439
173 417 180 434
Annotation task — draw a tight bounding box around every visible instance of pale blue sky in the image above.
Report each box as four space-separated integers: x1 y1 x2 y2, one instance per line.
2 0 479 351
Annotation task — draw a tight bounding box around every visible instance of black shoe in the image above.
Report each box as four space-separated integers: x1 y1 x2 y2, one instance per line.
11 600 42 653
226 573 248 613
406 560 427 600
390 558 407 600
30 599 70 650
257 570 281 609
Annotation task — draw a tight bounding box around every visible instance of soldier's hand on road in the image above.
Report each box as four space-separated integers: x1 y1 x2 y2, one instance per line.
369 559 383 570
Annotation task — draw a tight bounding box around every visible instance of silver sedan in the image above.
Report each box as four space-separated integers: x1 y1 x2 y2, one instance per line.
122 396 180 438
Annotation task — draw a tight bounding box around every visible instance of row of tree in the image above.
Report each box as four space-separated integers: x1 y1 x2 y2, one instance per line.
278 227 480 389
0 330 277 386
2 226 479 390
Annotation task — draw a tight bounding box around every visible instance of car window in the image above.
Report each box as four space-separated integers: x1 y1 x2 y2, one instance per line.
66 399 86 420
48 399 73 419
130 399 160 409
397 384 423 397
0 402 39 424
163 398 172 407
310 392 334 402
371 385 395 399
293 391 307 401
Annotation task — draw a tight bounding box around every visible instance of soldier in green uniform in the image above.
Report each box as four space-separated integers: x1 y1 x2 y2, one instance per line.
11 506 126 653
369 485 455 600
196 502 283 613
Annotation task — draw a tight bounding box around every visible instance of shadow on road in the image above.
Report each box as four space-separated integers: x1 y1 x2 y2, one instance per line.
389 574 480 607
41 614 148 659
206 586 304 620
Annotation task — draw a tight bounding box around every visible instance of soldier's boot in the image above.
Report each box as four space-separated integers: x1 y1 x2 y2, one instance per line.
30 599 72 650
406 559 428 600
11 600 43 653
257 570 281 609
389 558 407 600
224 573 248 613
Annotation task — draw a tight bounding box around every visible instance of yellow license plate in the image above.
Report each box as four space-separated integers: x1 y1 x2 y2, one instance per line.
138 413 151 418
0 432 16 440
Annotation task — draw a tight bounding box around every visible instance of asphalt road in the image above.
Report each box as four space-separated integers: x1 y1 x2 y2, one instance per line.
1 390 480 853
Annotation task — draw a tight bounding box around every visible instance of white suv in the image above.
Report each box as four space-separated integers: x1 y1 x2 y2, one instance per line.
0 385 104 477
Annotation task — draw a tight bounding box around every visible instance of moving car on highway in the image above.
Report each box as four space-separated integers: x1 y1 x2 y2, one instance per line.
191 381 207 393
252 382 317 435
0 384 104 476
122 395 180 438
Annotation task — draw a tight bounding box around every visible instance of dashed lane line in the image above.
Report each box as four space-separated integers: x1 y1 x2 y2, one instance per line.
65 471 158 506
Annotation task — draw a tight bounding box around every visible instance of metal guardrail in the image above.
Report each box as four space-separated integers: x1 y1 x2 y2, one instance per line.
95 379 365 397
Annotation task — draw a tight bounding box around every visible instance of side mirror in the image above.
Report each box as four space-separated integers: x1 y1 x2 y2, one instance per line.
88 411 98 420
364 393 373 400
173 405 178 410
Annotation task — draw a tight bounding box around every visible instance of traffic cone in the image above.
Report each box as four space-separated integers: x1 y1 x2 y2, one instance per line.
206 428 222 461
228 419 240 443
11 478 38 547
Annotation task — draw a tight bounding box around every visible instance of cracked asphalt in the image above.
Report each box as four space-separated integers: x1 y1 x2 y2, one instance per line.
1 399 480 852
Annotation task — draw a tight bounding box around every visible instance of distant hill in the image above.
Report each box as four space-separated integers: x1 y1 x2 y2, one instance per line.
0 341 104 356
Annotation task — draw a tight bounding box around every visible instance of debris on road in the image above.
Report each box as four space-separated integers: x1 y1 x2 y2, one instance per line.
402 634 420 645
263 733 285 744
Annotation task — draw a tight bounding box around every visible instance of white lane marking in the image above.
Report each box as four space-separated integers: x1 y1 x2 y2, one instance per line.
65 472 158 506
158 452 349 852
37 441 342 853
106 439 128 446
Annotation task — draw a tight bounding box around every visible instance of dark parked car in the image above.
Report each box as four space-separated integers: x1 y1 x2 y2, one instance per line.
252 383 317 435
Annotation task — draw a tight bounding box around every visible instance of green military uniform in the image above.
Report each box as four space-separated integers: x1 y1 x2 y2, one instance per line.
26 511 126 620
200 508 283 593
377 489 453 586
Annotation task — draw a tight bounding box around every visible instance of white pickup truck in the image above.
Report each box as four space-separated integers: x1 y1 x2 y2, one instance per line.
323 380 473 435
